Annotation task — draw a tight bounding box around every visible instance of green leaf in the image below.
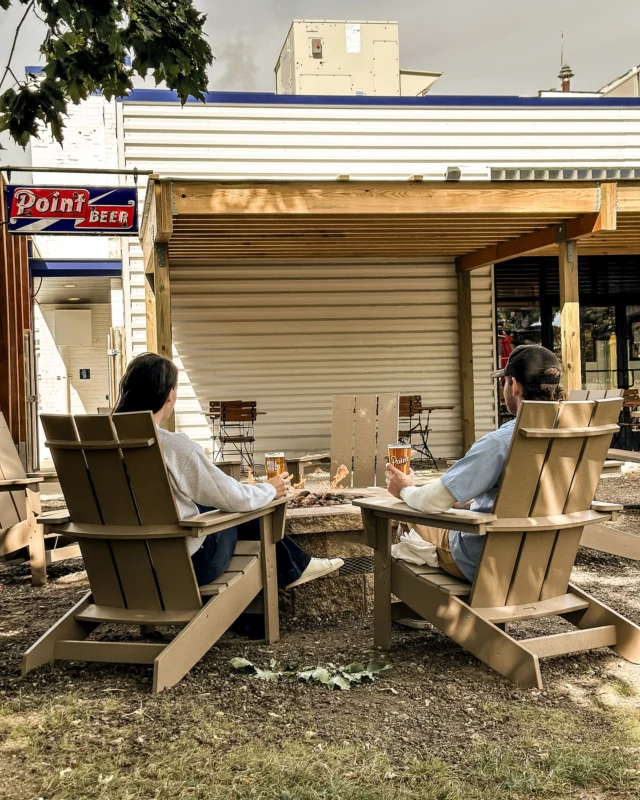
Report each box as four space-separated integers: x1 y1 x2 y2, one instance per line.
310 668 332 685
329 675 352 691
366 661 392 674
343 662 367 674
229 657 255 673
254 668 279 682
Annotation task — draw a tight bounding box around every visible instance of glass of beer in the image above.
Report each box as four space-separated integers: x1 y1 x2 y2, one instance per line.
388 443 411 474
265 451 286 478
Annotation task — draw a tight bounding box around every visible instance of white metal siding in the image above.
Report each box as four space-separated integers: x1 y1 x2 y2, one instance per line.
121 103 640 180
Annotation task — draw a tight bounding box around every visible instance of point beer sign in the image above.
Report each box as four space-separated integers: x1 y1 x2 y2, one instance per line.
6 185 138 235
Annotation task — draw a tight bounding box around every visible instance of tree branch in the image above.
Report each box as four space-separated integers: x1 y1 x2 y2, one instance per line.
0 0 36 91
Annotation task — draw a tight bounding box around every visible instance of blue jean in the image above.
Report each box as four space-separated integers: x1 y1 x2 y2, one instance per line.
190 509 311 588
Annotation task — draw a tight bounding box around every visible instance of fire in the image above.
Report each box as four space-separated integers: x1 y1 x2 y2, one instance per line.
330 464 350 490
247 468 255 485
293 478 306 490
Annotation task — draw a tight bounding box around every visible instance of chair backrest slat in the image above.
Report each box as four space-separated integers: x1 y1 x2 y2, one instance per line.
353 394 377 487
79 539 126 607
74 415 140 525
109 539 162 610
112 413 179 525
331 394 355 479
376 393 400 486
492 403 560 518
147 539 202 610
41 414 102 524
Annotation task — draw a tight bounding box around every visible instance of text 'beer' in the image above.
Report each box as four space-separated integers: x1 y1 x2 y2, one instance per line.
265 452 286 478
388 444 411 475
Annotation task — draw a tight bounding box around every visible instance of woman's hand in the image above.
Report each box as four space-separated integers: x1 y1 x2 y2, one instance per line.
385 464 416 499
268 471 291 499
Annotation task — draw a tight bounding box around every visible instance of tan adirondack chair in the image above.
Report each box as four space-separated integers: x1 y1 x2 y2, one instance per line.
23 411 286 692
0 411 46 585
355 398 640 689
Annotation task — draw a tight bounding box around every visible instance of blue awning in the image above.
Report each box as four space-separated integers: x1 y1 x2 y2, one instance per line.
29 258 122 277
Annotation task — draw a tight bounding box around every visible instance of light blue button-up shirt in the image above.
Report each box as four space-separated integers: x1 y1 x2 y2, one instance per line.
441 418 516 582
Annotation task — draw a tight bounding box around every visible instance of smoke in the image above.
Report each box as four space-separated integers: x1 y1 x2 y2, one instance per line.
210 37 260 92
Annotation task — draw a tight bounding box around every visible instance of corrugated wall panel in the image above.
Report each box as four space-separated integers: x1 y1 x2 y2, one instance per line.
162 258 495 460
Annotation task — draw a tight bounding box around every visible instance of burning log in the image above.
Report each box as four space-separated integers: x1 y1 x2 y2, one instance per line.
288 490 350 509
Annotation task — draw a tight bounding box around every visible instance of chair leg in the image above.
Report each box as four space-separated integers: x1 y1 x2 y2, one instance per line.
28 523 46 587
260 512 279 643
22 591 96 674
567 584 640 663
368 511 392 650
26 487 46 587
153 560 262 692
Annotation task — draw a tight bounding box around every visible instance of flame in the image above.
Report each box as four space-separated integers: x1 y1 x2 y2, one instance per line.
330 464 349 490
247 468 255 485
293 479 306 490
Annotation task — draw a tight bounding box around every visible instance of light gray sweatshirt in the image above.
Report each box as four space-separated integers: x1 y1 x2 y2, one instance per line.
157 427 276 555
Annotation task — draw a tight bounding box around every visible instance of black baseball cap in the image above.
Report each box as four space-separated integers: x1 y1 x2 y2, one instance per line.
490 344 561 385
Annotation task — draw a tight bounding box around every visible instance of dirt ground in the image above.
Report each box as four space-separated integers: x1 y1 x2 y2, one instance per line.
2 473 640 799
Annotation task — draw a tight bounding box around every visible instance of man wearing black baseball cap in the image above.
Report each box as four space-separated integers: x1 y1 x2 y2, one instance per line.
387 345 562 583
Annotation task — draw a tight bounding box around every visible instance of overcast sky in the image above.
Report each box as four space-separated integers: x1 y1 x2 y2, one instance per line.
1 0 639 164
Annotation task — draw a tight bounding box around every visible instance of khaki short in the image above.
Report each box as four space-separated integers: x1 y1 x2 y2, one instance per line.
404 523 466 580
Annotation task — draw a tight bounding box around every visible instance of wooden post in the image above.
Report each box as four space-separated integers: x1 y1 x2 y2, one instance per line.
155 243 172 362
457 269 475 451
559 241 581 393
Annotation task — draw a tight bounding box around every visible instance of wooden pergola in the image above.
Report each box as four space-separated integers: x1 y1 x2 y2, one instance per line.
141 179 640 450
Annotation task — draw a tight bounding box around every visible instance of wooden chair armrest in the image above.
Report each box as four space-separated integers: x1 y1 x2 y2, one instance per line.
486 510 611 532
179 496 289 537
37 510 71 525
591 501 623 513
353 496 495 535
607 448 640 464
591 501 622 521
0 477 43 488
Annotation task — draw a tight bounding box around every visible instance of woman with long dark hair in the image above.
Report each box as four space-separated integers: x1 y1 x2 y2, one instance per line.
114 353 342 590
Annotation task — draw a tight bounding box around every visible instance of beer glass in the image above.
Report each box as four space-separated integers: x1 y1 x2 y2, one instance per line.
265 451 286 478
388 443 411 474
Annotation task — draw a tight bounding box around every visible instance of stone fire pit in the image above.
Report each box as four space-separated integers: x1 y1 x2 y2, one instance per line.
283 486 386 618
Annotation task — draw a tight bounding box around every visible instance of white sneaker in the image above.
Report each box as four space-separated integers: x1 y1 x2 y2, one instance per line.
285 557 344 589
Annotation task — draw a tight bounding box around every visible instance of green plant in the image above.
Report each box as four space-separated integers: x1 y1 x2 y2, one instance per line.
229 657 392 690
0 0 213 145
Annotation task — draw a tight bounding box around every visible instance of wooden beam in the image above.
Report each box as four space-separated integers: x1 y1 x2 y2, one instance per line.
172 181 602 217
460 182 617 270
141 177 173 367
457 269 475 451
559 240 582 394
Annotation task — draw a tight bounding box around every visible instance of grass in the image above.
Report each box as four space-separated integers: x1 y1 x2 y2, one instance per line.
2 691 640 800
